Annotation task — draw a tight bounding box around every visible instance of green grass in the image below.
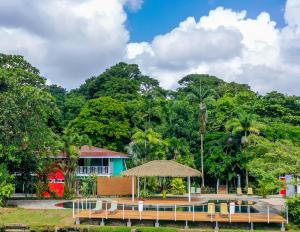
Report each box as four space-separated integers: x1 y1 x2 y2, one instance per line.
0 208 299 231
0 208 73 226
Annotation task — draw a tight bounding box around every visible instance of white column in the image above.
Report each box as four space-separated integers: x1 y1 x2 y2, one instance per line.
132 176 135 202
137 176 140 199
188 176 191 202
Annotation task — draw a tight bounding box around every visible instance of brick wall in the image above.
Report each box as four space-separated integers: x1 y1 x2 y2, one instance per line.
97 176 136 196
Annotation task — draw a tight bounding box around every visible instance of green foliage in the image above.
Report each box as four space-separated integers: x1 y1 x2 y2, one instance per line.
1 54 300 197
287 196 300 225
140 189 151 199
0 164 15 206
126 128 169 166
170 178 186 195
80 174 97 197
68 96 130 150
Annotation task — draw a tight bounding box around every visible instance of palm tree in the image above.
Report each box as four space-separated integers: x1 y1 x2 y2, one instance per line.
225 111 262 187
59 131 90 197
186 85 216 188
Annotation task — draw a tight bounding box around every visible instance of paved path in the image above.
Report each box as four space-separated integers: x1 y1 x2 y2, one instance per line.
7 194 286 211
7 199 68 209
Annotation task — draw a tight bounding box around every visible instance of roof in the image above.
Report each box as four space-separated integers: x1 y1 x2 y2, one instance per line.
121 160 201 177
57 145 128 158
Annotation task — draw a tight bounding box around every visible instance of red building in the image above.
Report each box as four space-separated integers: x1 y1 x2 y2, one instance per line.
43 145 128 197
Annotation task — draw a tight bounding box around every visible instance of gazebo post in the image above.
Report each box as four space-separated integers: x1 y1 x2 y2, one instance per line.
132 176 135 202
137 176 140 199
188 176 191 202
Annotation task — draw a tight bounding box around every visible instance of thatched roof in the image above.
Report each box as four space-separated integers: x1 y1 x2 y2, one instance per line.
122 160 201 177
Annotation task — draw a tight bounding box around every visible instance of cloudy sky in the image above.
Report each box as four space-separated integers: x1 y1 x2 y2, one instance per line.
0 0 299 95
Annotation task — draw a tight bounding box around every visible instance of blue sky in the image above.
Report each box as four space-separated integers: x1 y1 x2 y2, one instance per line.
126 0 286 42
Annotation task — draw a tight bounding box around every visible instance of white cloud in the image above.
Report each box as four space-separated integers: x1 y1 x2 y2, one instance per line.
0 0 299 95
0 0 129 88
126 4 300 95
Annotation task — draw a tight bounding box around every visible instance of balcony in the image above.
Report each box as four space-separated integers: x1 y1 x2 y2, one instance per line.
77 166 110 176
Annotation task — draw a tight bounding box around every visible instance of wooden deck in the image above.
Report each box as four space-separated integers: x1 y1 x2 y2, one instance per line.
75 209 286 223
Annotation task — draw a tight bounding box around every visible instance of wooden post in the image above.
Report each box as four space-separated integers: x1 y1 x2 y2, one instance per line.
77 200 79 215
192 204 195 222
188 176 191 202
132 176 135 202
248 205 251 223
106 202 108 219
81 198 84 211
174 204 177 221
286 204 289 224
267 205 270 224
137 176 140 199
156 204 159 222
89 202 91 218
72 200 75 218
123 203 125 220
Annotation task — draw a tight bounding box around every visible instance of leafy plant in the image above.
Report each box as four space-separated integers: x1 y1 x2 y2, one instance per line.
287 196 300 225
170 178 186 195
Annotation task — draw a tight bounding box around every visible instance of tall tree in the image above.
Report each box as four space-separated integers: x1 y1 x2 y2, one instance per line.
59 132 90 197
225 111 262 187
68 96 130 150
0 54 58 194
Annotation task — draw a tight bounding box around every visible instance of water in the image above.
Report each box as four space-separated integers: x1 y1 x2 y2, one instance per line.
56 199 257 213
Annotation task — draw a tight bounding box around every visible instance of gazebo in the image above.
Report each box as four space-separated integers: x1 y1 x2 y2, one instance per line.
122 160 201 202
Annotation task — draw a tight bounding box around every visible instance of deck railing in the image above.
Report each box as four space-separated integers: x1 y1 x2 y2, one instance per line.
72 199 287 230
77 166 109 175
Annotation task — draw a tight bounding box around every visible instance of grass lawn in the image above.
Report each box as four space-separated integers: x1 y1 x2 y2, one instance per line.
0 208 74 226
0 208 299 231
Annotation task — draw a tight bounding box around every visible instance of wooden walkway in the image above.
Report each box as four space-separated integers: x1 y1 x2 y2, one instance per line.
75 209 286 223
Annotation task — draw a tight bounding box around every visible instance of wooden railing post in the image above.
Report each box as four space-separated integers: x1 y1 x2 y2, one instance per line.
77 200 79 215
81 198 84 212
267 205 270 224
156 204 159 222
89 202 91 218
174 204 177 221
286 204 289 224
192 204 195 222
106 202 108 219
72 200 75 218
248 205 250 223
123 203 125 220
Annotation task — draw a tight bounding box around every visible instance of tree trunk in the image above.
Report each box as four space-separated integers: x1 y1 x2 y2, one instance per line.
200 133 205 187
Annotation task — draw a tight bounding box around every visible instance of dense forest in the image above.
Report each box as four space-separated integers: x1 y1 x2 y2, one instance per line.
0 53 300 204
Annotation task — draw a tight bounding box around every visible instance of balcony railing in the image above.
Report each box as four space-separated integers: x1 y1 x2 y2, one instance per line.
77 166 109 176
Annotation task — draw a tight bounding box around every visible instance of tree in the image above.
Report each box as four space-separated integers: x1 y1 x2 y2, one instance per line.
68 97 130 150
126 129 169 167
0 54 58 193
59 132 90 198
0 164 14 206
226 111 263 187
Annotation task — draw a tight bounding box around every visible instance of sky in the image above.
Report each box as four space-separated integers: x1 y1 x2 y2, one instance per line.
0 0 299 95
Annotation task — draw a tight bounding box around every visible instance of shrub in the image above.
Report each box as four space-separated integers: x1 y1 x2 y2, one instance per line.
136 227 177 232
89 226 130 232
170 178 185 195
287 196 300 225
140 189 150 199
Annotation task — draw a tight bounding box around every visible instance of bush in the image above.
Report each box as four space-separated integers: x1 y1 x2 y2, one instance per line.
136 227 177 232
140 189 150 199
89 226 130 232
170 178 185 195
287 196 300 225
